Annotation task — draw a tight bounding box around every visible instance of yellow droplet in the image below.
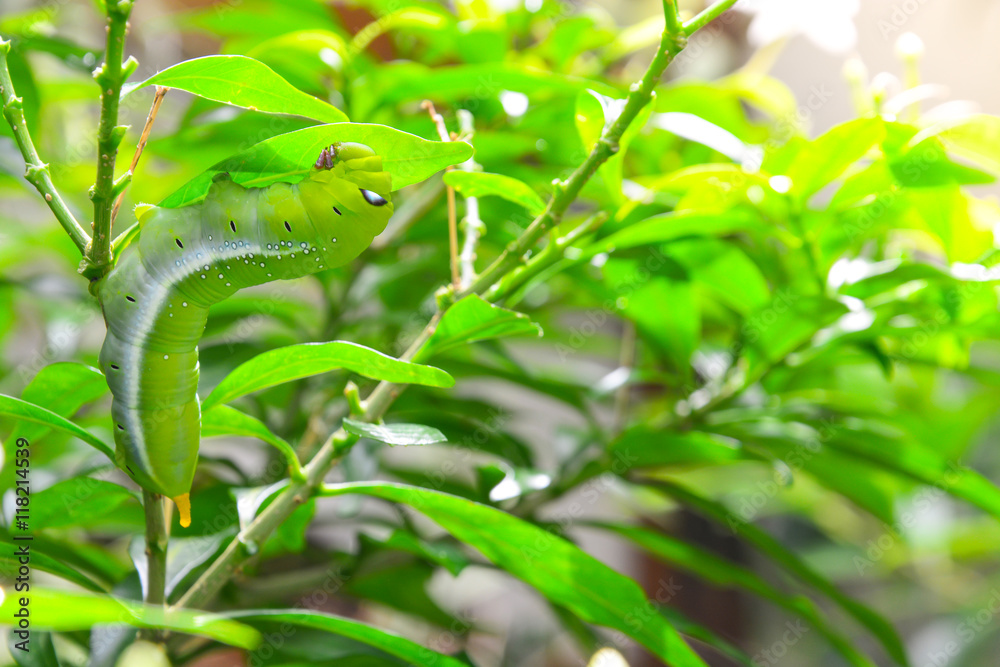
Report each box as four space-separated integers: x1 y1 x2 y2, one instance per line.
172 493 191 528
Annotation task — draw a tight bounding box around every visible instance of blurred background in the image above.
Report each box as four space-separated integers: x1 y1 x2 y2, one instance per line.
3 1 1000 666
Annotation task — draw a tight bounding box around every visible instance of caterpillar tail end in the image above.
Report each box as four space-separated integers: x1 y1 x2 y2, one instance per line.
172 493 192 528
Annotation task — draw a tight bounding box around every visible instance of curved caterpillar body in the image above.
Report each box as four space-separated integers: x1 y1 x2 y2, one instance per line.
96 143 393 525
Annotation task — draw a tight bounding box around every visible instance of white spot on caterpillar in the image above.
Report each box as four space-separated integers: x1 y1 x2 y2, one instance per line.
218 273 224 278
201 274 206 279
300 242 308 248
182 302 188 307
290 253 295 258
226 282 231 286
208 235 213 240
332 238 337 243
163 354 169 360
303 250 309 255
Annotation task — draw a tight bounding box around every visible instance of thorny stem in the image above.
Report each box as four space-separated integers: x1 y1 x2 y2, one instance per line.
173 1 739 612
112 86 167 225
88 0 136 276
0 40 90 254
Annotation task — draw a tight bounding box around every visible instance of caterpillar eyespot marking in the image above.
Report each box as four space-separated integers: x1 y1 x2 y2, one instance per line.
95 142 393 525
360 188 389 206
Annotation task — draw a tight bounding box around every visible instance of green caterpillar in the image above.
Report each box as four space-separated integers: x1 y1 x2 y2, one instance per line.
96 142 393 526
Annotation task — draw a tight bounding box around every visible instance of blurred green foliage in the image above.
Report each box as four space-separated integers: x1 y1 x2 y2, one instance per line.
4 1 1000 666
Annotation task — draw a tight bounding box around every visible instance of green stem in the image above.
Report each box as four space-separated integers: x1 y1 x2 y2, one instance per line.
0 40 90 254
488 212 608 304
139 490 168 630
450 21 685 303
662 0 683 37
171 0 744 611
682 0 741 36
87 0 135 276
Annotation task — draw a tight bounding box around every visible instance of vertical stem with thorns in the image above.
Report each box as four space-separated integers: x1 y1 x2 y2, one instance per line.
89 0 136 275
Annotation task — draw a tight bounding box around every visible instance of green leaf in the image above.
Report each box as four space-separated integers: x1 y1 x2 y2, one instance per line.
351 62 603 120
31 477 137 531
8 631 59 667
0 530 107 592
0 588 261 648
827 430 1000 523
159 124 473 207
342 418 447 446
610 427 747 471
421 295 542 358
0 394 114 461
889 136 994 187
600 524 877 667
785 117 885 200
10 362 107 444
926 113 1000 175
651 480 908 666
443 171 546 216
202 341 454 410
202 404 303 477
591 209 763 257
743 295 849 371
123 55 347 123
320 482 710 667
227 610 471 667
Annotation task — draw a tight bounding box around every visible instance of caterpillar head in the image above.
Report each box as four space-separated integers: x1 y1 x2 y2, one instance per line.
295 142 394 260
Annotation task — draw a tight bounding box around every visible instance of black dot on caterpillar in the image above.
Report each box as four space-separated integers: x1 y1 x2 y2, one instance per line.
175 238 183 248
284 221 292 232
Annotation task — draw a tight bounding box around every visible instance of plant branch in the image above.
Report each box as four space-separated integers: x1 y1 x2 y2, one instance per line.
87 0 135 276
455 109 484 287
112 86 167 225
450 22 685 303
662 0 682 37
682 0 741 36
0 40 90 254
140 490 169 622
173 0 738 611
423 101 461 289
